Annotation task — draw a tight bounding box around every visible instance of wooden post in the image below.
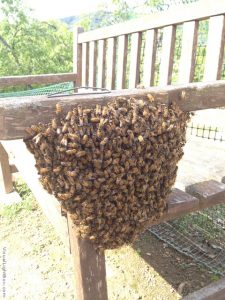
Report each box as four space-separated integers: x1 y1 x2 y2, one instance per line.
0 142 13 193
73 27 84 87
67 214 108 300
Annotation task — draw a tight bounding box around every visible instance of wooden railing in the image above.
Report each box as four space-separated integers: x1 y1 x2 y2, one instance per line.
74 0 225 90
0 73 76 88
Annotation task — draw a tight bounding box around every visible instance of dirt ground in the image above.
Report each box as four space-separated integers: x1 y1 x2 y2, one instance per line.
0 109 224 300
0 188 219 300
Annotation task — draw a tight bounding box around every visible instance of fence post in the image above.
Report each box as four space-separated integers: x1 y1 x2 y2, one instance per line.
0 142 14 194
73 26 84 88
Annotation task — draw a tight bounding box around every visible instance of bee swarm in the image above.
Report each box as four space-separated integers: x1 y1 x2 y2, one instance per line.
24 97 189 249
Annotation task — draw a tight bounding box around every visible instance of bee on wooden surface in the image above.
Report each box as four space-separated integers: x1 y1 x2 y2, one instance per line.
25 127 35 136
30 125 42 134
56 103 62 115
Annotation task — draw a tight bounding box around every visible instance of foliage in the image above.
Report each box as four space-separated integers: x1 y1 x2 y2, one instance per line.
0 0 73 78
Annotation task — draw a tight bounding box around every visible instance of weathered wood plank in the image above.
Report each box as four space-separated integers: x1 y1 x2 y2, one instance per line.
1 140 70 250
0 80 225 140
178 21 199 84
143 29 157 87
128 32 142 88
159 25 176 86
97 40 106 88
73 27 84 86
10 164 18 173
0 142 13 193
67 215 108 300
88 41 97 87
0 73 77 88
78 0 225 43
150 189 199 225
116 35 128 89
106 38 116 90
204 15 225 81
185 180 225 209
183 277 225 300
149 181 225 226
81 43 89 86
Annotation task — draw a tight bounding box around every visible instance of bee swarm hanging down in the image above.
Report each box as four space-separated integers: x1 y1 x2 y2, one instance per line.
24 98 189 249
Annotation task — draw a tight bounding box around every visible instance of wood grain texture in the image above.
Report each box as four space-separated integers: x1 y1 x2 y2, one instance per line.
183 277 225 300
143 29 157 87
116 35 128 89
81 43 89 86
106 38 116 90
10 164 18 173
88 41 97 87
0 80 225 140
73 27 84 86
0 142 13 193
67 215 108 300
185 180 225 209
149 181 225 226
204 15 225 81
150 189 199 225
1 140 70 250
178 21 199 84
0 73 77 88
159 25 176 86
78 0 225 43
128 32 142 88
97 40 106 88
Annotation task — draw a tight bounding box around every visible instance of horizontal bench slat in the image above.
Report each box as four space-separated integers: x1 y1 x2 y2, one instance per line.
0 80 225 140
0 73 76 87
78 0 225 43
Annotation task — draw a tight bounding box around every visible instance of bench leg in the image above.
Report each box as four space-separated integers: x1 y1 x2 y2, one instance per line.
0 142 14 194
67 214 108 300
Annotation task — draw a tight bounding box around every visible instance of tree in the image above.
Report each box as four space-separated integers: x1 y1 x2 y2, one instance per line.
0 0 73 78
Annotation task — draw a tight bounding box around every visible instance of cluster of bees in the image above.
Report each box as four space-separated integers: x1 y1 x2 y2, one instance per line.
24 97 189 249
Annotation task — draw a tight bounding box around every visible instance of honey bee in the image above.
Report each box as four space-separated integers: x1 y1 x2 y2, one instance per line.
53 166 62 173
102 106 108 117
56 103 62 114
57 193 72 201
66 170 78 177
31 125 41 133
82 135 88 144
39 167 51 174
25 127 35 136
52 118 57 130
66 149 77 155
91 117 100 123
65 111 73 120
76 150 86 158
62 122 69 133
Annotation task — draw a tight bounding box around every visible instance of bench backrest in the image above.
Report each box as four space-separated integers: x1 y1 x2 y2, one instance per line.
74 0 225 90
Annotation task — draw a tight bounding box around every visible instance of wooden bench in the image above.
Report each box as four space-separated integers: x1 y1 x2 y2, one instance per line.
1 0 225 298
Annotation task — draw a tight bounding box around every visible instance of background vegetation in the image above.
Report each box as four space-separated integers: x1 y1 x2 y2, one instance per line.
0 0 198 78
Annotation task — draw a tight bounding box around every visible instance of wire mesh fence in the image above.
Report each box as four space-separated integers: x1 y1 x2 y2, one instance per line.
150 203 225 275
187 123 225 142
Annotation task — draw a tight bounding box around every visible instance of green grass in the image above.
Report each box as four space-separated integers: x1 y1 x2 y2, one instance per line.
0 179 37 220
